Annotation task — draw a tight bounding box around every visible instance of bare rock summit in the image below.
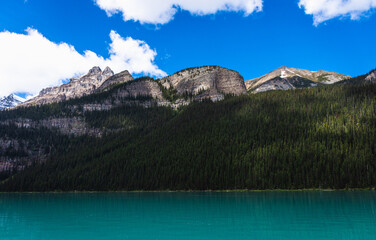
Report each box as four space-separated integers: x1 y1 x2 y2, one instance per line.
21 66 117 107
96 70 134 92
159 66 247 101
246 66 350 93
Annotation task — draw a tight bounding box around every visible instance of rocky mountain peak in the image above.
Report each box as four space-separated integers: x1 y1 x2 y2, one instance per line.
96 69 134 92
0 94 26 110
20 66 119 107
246 66 350 93
102 67 114 78
88 66 102 76
159 66 246 101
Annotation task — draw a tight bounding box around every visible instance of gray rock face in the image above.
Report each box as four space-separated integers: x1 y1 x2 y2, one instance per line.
76 78 169 112
0 137 41 172
251 76 320 94
365 70 376 83
0 117 102 137
102 67 115 79
21 66 115 107
159 66 247 101
0 116 103 172
116 79 164 99
253 77 295 93
96 70 134 92
246 66 350 93
88 66 102 76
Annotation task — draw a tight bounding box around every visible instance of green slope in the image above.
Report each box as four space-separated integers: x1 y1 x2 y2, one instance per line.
1 83 376 191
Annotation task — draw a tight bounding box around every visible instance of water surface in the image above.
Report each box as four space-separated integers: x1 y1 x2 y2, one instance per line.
1 191 375 239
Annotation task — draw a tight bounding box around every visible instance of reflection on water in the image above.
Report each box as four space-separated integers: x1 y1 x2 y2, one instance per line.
1 191 376 240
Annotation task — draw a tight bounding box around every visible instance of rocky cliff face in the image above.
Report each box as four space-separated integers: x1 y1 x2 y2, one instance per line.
246 66 350 93
159 66 247 101
365 70 376 83
0 94 25 110
250 77 296 93
20 67 116 107
96 70 134 92
116 78 164 99
0 137 42 173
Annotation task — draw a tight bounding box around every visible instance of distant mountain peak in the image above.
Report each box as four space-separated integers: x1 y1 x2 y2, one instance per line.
20 66 118 107
365 69 376 82
102 67 115 78
246 66 350 93
0 94 26 110
88 66 102 76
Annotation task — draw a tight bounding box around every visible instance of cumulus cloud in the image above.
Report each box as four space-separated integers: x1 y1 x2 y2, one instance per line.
0 28 166 97
94 0 263 24
299 0 376 25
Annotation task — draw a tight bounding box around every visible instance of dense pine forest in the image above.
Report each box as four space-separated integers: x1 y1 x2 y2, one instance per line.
1 83 376 191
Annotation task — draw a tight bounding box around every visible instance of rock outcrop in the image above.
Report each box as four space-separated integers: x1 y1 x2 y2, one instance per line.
159 66 247 101
21 66 116 107
115 78 164 99
365 70 376 83
96 69 133 92
246 66 350 93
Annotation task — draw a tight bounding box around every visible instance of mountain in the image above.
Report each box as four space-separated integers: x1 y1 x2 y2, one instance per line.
246 66 350 93
20 66 120 107
337 69 376 85
18 66 245 109
159 66 247 101
0 66 248 137
96 69 133 92
0 66 375 191
0 65 247 177
0 94 26 110
365 69 376 83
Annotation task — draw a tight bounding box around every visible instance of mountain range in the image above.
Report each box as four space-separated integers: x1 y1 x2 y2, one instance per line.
3 65 368 110
0 65 375 191
17 65 247 110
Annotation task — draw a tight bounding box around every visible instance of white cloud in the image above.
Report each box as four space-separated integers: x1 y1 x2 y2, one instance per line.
94 0 263 24
299 0 376 25
0 28 166 97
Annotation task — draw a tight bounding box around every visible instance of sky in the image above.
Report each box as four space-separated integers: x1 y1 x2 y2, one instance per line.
0 0 376 97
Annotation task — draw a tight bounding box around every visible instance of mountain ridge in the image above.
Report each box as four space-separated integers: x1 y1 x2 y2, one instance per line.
0 66 375 190
19 66 118 107
9 65 351 110
246 66 350 93
13 66 247 110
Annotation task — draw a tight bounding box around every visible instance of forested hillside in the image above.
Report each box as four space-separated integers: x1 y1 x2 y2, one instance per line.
1 83 375 191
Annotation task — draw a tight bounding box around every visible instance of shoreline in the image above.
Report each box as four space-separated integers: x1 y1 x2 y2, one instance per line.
1 188 375 194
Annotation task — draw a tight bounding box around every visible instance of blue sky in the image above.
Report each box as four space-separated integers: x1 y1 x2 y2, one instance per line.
0 0 376 96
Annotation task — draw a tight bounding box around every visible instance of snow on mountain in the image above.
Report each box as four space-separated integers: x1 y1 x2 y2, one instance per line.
0 94 26 110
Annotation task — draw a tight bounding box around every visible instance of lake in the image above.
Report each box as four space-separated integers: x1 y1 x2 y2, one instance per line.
1 191 375 239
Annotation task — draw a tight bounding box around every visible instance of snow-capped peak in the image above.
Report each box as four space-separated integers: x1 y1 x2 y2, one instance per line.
12 94 26 103
0 94 26 110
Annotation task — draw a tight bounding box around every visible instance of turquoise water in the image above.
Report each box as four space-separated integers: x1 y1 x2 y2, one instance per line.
1 192 376 240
